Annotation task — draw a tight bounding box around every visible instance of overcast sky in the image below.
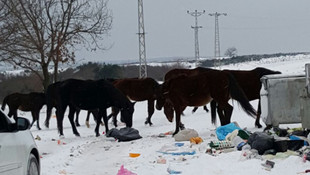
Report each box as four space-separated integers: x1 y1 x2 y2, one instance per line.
78 0 310 63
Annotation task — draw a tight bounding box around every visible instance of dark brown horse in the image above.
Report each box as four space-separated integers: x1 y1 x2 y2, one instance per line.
45 79 135 137
1 92 46 130
163 67 214 113
108 77 162 127
157 69 257 135
163 67 281 128
209 67 281 128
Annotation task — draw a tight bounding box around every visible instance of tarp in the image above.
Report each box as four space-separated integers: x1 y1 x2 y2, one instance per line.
106 127 142 142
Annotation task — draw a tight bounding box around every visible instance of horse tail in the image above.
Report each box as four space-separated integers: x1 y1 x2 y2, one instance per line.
1 95 8 111
227 72 257 118
210 100 217 125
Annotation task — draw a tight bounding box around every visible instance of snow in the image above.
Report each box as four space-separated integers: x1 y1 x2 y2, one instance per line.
7 54 310 175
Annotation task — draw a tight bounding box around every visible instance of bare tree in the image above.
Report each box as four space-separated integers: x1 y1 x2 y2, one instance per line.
0 0 112 90
224 47 238 57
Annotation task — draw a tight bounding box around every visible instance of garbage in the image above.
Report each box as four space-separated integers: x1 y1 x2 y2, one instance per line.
247 132 274 155
175 142 185 147
129 153 140 158
297 169 310 174
106 127 142 142
35 135 41 141
240 149 261 161
261 160 275 170
167 168 182 174
157 157 166 164
209 140 234 150
190 137 203 144
57 140 66 145
117 165 137 175
159 150 196 156
216 122 241 141
174 129 198 141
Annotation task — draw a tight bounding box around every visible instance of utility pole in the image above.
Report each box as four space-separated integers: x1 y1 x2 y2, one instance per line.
209 12 227 67
187 10 205 67
138 0 147 78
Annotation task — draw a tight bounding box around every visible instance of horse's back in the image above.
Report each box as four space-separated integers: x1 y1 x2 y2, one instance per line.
113 77 160 101
164 67 214 81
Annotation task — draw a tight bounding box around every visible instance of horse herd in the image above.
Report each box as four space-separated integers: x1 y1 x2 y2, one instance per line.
1 67 281 137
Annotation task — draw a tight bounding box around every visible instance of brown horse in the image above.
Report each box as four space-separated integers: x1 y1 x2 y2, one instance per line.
163 67 281 128
108 77 162 127
157 69 257 135
210 67 282 128
1 92 46 130
163 67 213 113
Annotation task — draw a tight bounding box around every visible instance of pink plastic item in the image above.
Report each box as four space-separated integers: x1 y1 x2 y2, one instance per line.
117 165 137 175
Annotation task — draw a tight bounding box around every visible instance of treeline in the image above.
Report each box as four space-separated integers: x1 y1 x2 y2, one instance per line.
0 62 184 101
200 52 307 67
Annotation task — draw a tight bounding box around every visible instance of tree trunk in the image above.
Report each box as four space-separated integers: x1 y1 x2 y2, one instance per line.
42 64 50 93
53 61 59 83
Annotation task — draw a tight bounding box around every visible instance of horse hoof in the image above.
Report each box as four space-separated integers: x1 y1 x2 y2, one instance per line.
96 133 100 137
75 133 80 137
38 128 41 130
144 120 148 125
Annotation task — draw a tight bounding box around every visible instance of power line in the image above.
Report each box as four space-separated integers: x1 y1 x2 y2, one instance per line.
138 0 147 78
187 10 205 67
209 12 227 67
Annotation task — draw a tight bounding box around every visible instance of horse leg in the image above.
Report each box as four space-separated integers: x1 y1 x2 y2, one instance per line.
94 110 102 137
29 111 35 129
255 100 262 128
68 107 80 137
93 110 103 126
108 107 119 127
95 109 108 137
75 108 81 127
45 106 52 128
12 110 18 122
56 109 65 136
31 111 41 130
173 105 186 136
85 110 91 128
145 100 155 126
217 103 233 126
192 107 198 113
203 105 209 112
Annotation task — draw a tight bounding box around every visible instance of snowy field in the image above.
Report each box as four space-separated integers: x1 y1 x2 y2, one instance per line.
5 54 310 175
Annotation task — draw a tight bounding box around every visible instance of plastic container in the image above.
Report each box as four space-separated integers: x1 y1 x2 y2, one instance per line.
129 153 140 158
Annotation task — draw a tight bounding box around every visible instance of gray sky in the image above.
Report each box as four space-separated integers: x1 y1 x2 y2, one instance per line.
78 0 310 63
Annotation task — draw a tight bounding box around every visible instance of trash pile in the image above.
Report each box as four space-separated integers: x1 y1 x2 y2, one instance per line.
118 122 310 174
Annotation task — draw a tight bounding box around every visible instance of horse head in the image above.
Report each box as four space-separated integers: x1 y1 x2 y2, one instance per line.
120 101 135 128
164 102 174 122
255 67 281 78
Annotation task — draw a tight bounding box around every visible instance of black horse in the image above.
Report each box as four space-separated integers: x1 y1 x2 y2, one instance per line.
1 92 46 130
45 79 135 137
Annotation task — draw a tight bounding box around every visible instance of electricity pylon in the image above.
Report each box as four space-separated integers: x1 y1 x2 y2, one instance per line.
209 12 227 67
138 0 147 78
187 10 205 67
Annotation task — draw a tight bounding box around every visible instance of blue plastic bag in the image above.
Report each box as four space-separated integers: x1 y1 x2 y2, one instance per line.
216 122 241 141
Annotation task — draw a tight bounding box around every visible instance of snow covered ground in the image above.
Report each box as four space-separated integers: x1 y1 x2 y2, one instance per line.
6 54 310 175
